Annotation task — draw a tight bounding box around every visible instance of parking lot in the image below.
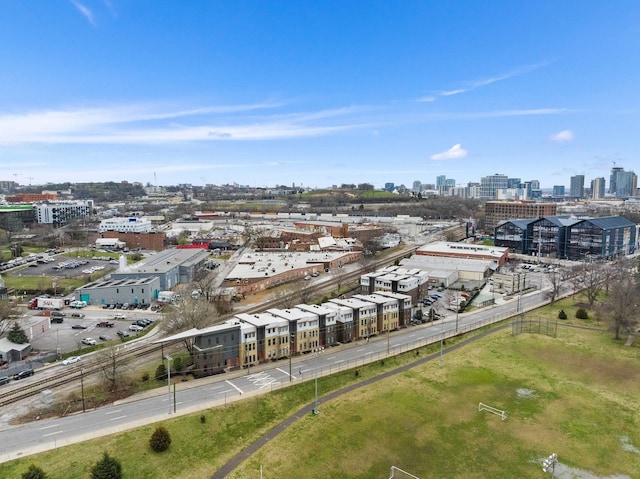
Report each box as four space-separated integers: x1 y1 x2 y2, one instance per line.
25 306 160 357
8 253 120 279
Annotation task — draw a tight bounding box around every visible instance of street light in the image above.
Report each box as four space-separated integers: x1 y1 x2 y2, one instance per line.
439 321 444 367
164 355 172 414
312 347 324 415
288 333 295 382
542 453 557 478
80 368 86 412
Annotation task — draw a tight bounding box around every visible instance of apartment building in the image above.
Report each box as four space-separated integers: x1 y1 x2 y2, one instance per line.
485 201 557 232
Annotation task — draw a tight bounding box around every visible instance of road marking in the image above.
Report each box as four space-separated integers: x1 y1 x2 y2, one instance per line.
39 424 60 430
104 409 121 415
43 431 63 437
210 384 225 390
109 415 127 421
356 348 366 352
226 380 243 395
334 359 344 364
276 367 296 380
325 355 336 360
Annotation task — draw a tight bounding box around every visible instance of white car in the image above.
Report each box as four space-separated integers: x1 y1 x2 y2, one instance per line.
63 356 81 365
129 324 143 332
81 338 97 346
114 313 127 320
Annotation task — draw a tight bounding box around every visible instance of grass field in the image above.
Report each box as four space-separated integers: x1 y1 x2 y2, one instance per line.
2 297 639 478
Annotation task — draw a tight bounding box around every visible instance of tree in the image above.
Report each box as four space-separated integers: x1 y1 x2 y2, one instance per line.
162 296 218 355
604 259 640 340
22 464 48 479
274 285 298 309
155 363 167 381
575 308 589 319
8 322 28 344
579 261 605 307
0 298 20 338
91 452 122 479
172 356 183 373
149 426 172 452
443 289 458 313
99 345 129 392
546 269 563 303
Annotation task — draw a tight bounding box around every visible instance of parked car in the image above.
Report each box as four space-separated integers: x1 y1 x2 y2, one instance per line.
63 356 81 365
129 324 143 332
0 376 10 385
70 312 85 318
71 324 87 330
117 330 129 338
114 313 127 320
99 335 109 341
82 338 97 345
13 368 34 380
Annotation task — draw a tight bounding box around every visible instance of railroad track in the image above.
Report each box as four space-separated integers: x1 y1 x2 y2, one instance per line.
2 246 416 408
0 341 173 408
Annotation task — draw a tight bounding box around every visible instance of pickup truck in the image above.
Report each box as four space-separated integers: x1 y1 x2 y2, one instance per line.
97 321 115 328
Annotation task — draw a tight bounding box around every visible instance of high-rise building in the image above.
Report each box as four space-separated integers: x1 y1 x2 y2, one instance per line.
609 167 624 194
436 175 447 188
615 170 637 197
591 177 606 199
553 185 565 196
412 181 422 193
507 178 522 189
570 175 585 199
480 174 509 199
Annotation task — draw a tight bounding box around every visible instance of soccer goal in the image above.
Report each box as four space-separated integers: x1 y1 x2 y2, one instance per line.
389 466 420 479
479 402 507 421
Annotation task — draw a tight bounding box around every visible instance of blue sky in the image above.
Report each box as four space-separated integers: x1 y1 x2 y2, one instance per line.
1 1 639 190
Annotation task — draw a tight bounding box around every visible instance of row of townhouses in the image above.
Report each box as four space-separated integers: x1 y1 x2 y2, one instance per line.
159 291 412 377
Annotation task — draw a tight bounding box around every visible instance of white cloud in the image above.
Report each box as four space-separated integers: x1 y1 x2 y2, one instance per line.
418 62 549 102
0 102 365 145
70 0 96 25
416 96 436 103
550 129 574 142
430 144 468 161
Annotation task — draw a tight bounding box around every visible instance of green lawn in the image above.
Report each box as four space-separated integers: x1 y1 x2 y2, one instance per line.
2 298 639 478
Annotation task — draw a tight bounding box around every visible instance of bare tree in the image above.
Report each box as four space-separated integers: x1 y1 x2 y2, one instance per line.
0 299 20 338
162 296 218 354
604 259 640 340
191 270 219 303
606 277 639 340
442 289 458 313
580 262 605 307
334 266 347 293
546 269 563 303
99 344 129 392
273 285 298 309
298 281 314 305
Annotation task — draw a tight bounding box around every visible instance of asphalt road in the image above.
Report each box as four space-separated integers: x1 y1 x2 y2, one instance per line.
0 286 553 464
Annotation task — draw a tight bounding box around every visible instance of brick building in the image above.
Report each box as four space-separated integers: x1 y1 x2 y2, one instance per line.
485 201 557 233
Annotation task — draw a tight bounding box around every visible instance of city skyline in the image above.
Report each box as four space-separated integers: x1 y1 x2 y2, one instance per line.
1 2 639 189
